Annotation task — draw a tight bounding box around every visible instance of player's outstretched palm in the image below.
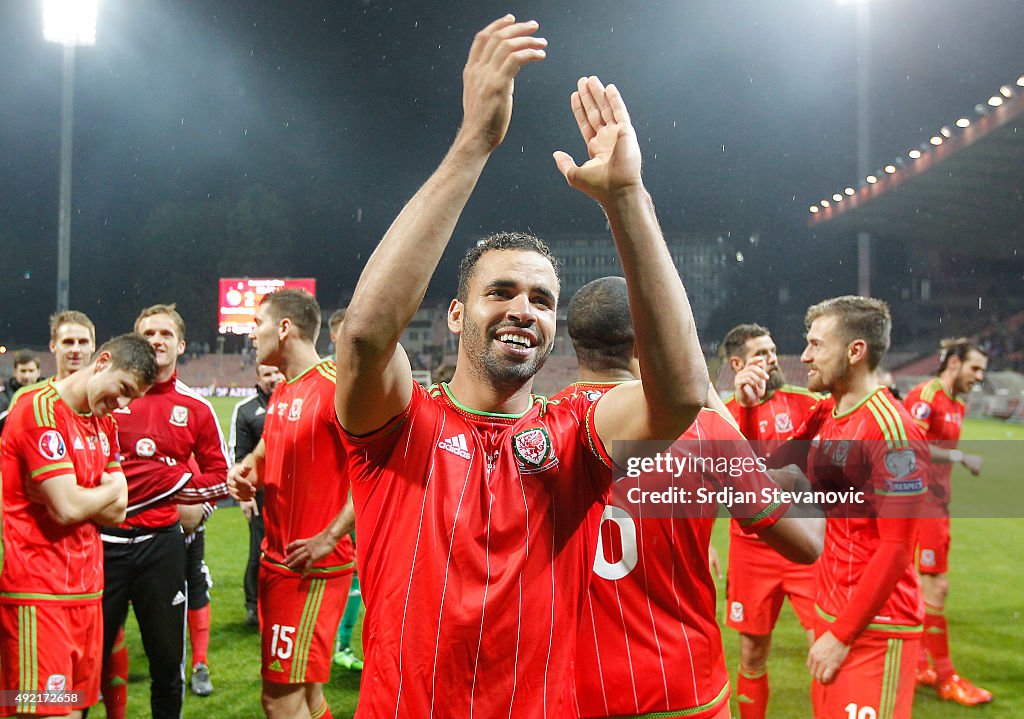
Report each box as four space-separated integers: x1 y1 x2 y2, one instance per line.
461 15 547 153
554 76 642 204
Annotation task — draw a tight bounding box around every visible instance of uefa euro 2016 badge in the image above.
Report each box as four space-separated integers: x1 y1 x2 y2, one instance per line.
911 401 931 421
512 427 557 474
37 430 67 461
170 405 189 427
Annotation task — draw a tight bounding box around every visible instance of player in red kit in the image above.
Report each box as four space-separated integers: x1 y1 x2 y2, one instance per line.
786 296 930 719
0 333 156 718
721 323 821 719
557 278 823 719
334 16 708 719
228 289 355 719
904 338 991 705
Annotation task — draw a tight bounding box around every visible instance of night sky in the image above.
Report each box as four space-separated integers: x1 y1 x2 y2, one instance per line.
2 0 1022 345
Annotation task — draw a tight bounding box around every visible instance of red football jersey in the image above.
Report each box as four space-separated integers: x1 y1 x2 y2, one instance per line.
904 378 963 507
553 384 786 718
112 373 229 528
806 388 927 637
343 382 614 719
260 359 354 576
725 385 820 576
0 381 121 602
725 384 821 456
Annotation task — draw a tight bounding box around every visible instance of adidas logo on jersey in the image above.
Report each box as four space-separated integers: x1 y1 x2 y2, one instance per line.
437 433 471 459
171 591 186 606
268 659 284 672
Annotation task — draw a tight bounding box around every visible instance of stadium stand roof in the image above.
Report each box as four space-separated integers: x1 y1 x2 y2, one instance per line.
807 76 1024 250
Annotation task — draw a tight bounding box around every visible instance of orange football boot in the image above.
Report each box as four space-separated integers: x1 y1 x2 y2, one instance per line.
937 674 993 706
915 666 938 687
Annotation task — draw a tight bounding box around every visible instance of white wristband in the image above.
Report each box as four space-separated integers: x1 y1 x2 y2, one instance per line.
948 449 964 463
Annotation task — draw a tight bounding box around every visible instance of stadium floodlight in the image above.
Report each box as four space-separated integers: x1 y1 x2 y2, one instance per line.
908 149 922 159
999 85 1014 98
940 126 953 138
43 0 98 47
929 136 943 146
809 206 820 213
988 96 1004 107
866 175 878 183
832 193 844 202
821 200 831 208
956 118 971 128
844 187 855 195
884 164 896 174
1017 75 1024 87
42 0 99 313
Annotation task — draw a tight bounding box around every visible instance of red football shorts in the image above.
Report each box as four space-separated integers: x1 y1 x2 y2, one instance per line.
726 534 816 635
259 568 351 684
811 629 919 719
915 516 950 575
0 601 102 716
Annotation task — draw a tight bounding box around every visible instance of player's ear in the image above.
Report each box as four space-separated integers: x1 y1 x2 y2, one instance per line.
447 299 464 334
848 339 868 366
728 356 744 372
93 350 113 372
278 317 291 340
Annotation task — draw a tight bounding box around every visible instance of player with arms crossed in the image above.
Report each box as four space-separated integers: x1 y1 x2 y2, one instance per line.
904 338 991 705
334 16 708 719
721 323 821 719
781 296 930 719
556 278 823 719
0 334 156 718
229 289 355 719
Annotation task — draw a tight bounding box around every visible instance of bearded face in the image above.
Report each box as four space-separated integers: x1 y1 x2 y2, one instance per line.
452 249 558 392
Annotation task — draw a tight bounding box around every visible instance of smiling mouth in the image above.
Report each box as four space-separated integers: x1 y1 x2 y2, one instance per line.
496 332 537 349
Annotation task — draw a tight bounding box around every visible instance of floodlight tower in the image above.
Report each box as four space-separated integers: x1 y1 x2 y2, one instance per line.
838 0 873 297
42 0 98 313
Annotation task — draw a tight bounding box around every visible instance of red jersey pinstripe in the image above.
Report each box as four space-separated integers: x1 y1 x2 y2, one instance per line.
260 359 354 576
556 385 786 718
344 382 614 719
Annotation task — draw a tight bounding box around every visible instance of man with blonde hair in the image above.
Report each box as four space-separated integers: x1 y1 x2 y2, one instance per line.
98 303 229 719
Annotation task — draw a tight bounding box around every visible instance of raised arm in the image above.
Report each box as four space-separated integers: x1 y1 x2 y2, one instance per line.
336 16 547 435
553 77 707 460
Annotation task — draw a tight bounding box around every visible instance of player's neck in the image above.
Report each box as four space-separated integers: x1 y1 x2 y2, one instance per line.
54 370 91 414
577 367 636 383
156 363 176 385
830 369 877 414
446 371 536 416
279 343 323 381
938 370 957 398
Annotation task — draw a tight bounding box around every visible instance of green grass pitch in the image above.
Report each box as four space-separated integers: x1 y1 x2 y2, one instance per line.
93 404 1021 718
